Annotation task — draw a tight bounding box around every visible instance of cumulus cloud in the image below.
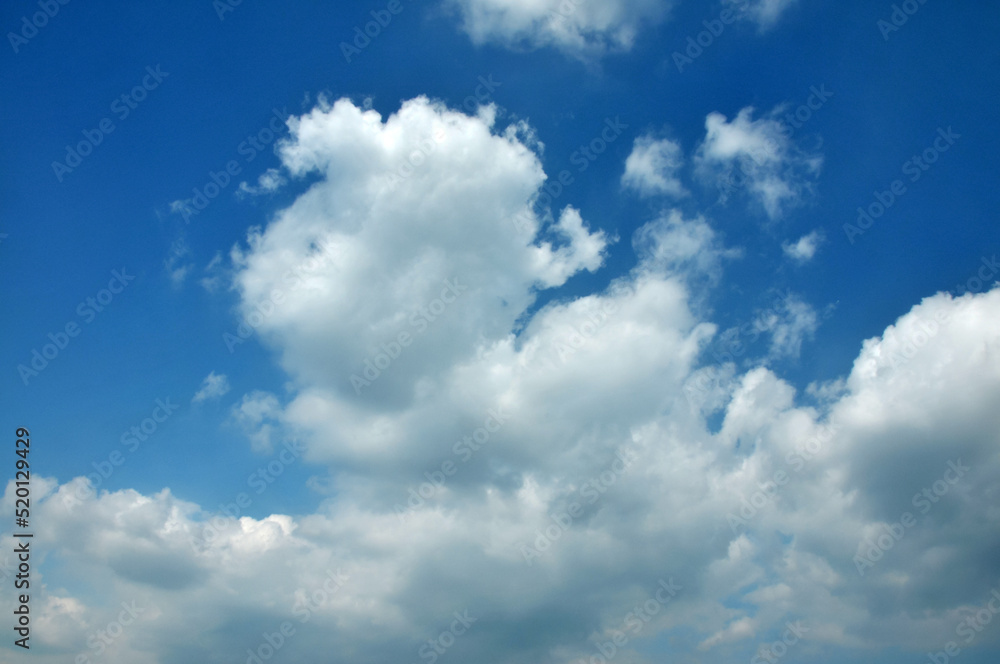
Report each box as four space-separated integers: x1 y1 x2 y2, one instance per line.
13 96 1000 664
192 371 231 403
695 106 822 220
445 0 671 57
621 134 688 198
229 95 610 406
782 229 823 263
9 285 1000 664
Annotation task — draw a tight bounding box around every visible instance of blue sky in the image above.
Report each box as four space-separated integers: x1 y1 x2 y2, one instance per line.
2 1 1000 663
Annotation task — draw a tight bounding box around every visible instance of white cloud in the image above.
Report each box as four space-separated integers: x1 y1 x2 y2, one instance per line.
14 95 1000 664
199 252 226 293
714 290 820 361
694 106 822 220
192 371 231 403
231 390 283 452
764 292 819 358
632 209 740 286
728 0 801 30
445 0 671 57
167 264 190 286
12 285 1000 663
445 0 804 58
230 95 610 402
621 135 688 198
782 229 823 263
238 167 287 197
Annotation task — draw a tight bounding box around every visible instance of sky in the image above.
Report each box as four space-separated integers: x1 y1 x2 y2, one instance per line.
1 0 1000 662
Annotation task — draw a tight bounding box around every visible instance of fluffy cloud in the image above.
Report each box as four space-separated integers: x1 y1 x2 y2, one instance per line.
621 135 688 198
10 285 1000 664
230 95 610 409
445 0 670 57
763 292 819 358
631 209 739 288
11 96 1000 664
782 229 823 263
694 106 822 220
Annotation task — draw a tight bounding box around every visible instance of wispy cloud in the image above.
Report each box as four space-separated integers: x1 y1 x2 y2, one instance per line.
192 371 231 403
